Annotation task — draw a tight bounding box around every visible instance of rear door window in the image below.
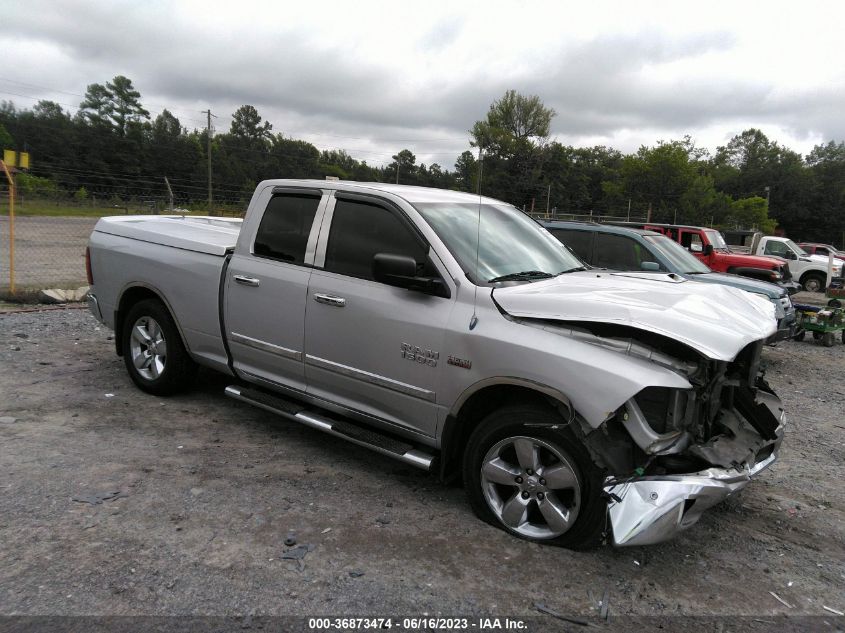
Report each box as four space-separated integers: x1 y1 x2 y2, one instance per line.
253 193 321 264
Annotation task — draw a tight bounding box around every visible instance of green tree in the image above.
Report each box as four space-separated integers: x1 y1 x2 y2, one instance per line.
470 90 555 155
724 196 776 233
804 141 845 244
0 122 12 148
389 149 417 184
107 75 150 136
469 90 556 206
454 150 477 192
230 105 272 142
79 76 149 135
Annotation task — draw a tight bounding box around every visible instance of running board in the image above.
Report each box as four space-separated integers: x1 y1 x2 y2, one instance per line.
224 385 434 471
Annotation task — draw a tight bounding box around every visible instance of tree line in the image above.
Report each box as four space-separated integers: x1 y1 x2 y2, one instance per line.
0 77 842 244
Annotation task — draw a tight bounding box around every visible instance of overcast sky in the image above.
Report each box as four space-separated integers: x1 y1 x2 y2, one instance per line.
2 0 844 168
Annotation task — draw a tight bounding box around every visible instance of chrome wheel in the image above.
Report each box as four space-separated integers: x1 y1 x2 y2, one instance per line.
129 316 167 380
480 435 581 539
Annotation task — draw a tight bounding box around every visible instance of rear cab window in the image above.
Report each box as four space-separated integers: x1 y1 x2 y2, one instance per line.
253 193 322 264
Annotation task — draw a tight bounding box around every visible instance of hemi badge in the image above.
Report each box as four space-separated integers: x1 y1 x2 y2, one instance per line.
448 356 472 370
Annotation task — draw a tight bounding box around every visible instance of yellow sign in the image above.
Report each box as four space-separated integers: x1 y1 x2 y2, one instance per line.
19 152 29 169
2 149 14 167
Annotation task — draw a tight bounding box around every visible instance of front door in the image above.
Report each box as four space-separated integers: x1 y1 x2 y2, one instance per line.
304 194 454 437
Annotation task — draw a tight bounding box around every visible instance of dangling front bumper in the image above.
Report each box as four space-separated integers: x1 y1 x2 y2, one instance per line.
605 409 785 547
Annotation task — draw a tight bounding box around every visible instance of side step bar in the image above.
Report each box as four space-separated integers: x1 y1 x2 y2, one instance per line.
224 385 435 471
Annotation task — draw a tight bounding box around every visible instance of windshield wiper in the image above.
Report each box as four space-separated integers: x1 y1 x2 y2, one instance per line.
556 266 588 275
488 270 554 283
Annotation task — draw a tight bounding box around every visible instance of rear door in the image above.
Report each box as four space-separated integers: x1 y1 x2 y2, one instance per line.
225 188 327 391
303 193 454 437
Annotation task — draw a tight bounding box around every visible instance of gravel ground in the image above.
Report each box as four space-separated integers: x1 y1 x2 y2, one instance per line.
0 308 843 624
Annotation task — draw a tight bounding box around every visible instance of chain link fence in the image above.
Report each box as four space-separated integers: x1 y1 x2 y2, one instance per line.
0 214 95 294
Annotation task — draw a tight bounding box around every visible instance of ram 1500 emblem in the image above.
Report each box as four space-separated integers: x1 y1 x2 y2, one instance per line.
400 342 438 367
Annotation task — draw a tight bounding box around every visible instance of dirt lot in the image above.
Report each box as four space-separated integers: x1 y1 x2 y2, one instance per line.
0 307 843 625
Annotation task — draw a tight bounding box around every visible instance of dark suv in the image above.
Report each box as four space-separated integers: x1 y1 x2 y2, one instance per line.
542 221 796 341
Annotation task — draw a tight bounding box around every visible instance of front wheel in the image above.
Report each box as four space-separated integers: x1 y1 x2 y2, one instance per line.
802 274 826 293
122 299 197 395
462 403 607 549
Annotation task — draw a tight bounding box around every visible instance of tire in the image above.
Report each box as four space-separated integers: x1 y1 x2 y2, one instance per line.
122 298 197 395
828 299 842 308
462 403 606 550
793 330 806 342
802 274 825 293
822 332 836 347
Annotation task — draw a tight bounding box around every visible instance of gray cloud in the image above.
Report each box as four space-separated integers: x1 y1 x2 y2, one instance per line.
2 1 843 167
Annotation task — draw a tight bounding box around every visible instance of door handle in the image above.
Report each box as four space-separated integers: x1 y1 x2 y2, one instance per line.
314 293 346 307
233 275 260 287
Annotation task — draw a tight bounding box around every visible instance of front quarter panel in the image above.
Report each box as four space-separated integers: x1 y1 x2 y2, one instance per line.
439 289 692 430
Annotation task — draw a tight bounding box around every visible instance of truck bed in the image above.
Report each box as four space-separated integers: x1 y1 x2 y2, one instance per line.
89 215 244 374
93 215 242 256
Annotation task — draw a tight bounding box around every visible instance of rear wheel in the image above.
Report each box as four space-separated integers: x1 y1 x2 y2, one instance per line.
462 403 606 549
802 273 826 293
122 299 197 395
793 330 806 342
822 332 836 347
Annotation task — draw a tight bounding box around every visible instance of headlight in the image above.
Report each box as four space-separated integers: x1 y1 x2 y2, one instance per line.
769 270 783 281
758 293 785 318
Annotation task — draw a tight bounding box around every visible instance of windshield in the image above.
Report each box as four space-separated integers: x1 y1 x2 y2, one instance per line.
786 239 808 256
415 202 584 284
704 229 728 250
645 234 711 274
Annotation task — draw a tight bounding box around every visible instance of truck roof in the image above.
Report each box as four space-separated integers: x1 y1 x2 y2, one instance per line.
257 179 504 205
542 221 660 237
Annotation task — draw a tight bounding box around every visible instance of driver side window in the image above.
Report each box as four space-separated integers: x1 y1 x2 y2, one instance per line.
324 198 431 282
764 241 788 257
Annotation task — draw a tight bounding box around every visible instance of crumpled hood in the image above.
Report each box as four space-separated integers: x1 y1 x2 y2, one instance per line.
493 271 776 361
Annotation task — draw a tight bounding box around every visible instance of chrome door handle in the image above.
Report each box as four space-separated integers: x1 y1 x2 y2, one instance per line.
314 293 346 307
233 275 260 287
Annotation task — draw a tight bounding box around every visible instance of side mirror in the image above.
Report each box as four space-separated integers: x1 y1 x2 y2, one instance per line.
702 244 714 256
372 253 449 297
689 242 703 253
640 261 661 271
785 251 797 260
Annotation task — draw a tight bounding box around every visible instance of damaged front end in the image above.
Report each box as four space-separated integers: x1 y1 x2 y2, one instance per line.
593 340 785 546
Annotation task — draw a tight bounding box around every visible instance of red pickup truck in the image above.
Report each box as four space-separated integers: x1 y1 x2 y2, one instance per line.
608 223 800 293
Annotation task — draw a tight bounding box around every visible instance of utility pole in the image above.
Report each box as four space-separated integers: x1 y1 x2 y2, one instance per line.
545 184 551 219
395 162 399 184
163 176 174 214
204 110 215 216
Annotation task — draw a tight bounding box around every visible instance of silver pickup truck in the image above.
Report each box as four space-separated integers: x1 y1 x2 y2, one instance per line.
86 180 785 548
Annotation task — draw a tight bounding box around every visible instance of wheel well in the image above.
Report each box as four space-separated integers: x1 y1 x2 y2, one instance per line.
114 286 166 356
799 270 825 284
439 385 569 483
